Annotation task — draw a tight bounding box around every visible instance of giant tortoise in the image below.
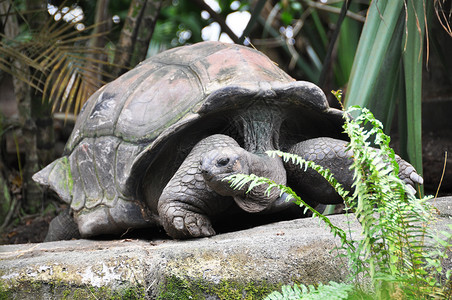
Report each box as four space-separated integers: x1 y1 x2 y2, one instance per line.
33 41 423 240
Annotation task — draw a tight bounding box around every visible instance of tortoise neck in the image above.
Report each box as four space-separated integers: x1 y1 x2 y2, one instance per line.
236 106 283 154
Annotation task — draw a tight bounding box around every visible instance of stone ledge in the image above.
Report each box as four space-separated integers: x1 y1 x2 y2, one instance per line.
1 197 450 299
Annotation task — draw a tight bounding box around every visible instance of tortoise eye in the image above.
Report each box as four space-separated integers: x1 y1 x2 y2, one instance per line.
216 157 230 167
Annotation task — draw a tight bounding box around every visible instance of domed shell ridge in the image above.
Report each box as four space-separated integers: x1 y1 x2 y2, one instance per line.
66 42 293 154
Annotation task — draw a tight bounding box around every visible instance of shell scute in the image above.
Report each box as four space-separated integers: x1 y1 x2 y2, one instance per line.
75 140 103 209
108 198 151 229
91 137 118 206
69 150 85 211
148 41 229 66
86 91 117 131
65 86 104 152
67 62 166 150
115 65 203 143
40 157 73 203
114 141 144 198
189 45 292 95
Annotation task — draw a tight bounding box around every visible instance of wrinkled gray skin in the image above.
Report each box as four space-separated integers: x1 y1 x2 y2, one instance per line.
45 130 423 240
157 134 423 239
158 134 286 239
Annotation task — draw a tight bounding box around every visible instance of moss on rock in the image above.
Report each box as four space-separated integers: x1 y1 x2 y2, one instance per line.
0 279 145 300
157 275 279 300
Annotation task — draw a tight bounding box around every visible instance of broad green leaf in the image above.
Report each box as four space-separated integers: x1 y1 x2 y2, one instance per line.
401 0 426 180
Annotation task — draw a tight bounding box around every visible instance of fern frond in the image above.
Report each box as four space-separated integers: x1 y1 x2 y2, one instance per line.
227 97 450 298
341 105 449 296
225 172 354 250
264 281 354 300
266 150 350 201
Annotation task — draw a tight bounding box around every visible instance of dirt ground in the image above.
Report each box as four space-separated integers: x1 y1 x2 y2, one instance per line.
0 211 55 244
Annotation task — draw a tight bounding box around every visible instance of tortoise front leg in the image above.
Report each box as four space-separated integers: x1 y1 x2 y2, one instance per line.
157 135 237 239
285 137 353 205
285 137 424 205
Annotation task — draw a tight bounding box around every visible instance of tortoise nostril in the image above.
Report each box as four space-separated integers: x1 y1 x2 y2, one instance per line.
216 157 230 167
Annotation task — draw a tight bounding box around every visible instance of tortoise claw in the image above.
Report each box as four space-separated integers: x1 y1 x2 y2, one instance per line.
396 156 423 193
184 214 215 238
405 184 417 195
410 172 424 185
168 213 215 239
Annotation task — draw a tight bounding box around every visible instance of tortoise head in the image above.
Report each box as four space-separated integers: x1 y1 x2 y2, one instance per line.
200 145 286 213
200 147 250 195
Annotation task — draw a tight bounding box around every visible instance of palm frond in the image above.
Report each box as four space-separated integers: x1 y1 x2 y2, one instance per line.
0 4 122 115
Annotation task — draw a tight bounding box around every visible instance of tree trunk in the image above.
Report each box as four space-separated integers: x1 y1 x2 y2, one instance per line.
0 0 40 219
113 0 162 77
21 0 49 213
130 0 163 67
27 2 56 208
89 0 111 82
0 158 13 229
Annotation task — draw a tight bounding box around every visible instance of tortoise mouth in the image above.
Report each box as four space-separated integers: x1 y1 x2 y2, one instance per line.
233 196 270 213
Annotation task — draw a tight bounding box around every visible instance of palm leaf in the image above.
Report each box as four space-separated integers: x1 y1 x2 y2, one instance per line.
0 3 121 115
401 0 426 180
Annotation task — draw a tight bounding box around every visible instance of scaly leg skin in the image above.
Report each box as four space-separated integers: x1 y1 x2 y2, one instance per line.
44 209 81 242
285 137 424 205
157 135 236 239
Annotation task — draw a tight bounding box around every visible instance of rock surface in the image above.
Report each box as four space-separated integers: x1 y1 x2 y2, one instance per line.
1 197 451 299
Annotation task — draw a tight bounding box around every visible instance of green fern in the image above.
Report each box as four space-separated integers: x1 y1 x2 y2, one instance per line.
225 92 451 299
341 105 443 297
227 172 353 251
265 282 354 300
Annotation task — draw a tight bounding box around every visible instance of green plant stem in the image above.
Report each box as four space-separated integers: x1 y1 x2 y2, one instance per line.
318 0 351 86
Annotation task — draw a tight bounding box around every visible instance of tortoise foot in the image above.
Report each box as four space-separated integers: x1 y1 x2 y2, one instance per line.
160 203 215 239
45 209 81 242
